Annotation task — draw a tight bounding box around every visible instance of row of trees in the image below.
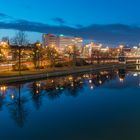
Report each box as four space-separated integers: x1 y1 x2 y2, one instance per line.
1 31 97 73
0 31 81 72
11 31 81 71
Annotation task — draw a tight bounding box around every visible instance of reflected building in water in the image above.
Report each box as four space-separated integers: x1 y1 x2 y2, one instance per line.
118 69 126 82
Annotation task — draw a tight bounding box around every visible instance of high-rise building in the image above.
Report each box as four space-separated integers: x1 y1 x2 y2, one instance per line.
42 34 58 47
58 36 83 51
82 42 102 58
42 34 83 52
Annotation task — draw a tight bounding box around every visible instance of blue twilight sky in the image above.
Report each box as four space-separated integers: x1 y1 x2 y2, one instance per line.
0 0 140 45
0 0 140 25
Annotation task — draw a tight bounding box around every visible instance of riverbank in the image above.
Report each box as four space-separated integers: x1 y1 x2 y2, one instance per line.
0 63 136 84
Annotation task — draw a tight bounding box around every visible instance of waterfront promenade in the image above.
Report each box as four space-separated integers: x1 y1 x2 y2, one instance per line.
0 63 135 84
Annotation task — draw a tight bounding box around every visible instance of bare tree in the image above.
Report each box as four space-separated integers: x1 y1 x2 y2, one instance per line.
11 31 29 46
11 31 29 75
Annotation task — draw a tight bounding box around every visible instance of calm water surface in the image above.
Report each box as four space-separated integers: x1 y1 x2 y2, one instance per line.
0 68 140 140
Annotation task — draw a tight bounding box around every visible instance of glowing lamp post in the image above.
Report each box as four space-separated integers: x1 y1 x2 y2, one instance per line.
34 42 42 70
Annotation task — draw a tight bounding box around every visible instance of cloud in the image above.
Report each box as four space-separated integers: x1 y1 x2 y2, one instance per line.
0 13 140 45
52 17 66 25
0 12 14 22
0 13 9 18
75 24 84 28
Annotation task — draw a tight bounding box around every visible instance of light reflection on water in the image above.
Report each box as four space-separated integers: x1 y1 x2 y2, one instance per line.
0 68 140 140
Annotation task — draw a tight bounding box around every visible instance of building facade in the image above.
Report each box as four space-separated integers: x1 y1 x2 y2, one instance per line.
42 34 83 52
130 47 140 57
42 34 58 48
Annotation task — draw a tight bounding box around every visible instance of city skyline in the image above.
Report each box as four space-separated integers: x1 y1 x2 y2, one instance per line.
1 2 140 139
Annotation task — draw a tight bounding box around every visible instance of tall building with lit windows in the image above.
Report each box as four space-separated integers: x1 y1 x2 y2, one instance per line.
42 34 58 47
42 34 83 52
58 35 83 51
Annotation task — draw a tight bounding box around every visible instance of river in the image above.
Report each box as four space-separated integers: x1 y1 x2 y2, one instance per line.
0 68 140 140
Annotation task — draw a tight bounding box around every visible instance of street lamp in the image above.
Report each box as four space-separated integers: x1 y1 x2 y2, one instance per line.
34 42 42 70
119 45 124 52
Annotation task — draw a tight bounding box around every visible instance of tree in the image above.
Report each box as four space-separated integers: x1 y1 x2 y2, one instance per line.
1 36 10 45
72 45 78 67
11 31 28 46
32 41 46 69
11 31 29 74
65 45 78 67
45 46 59 68
0 41 10 62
